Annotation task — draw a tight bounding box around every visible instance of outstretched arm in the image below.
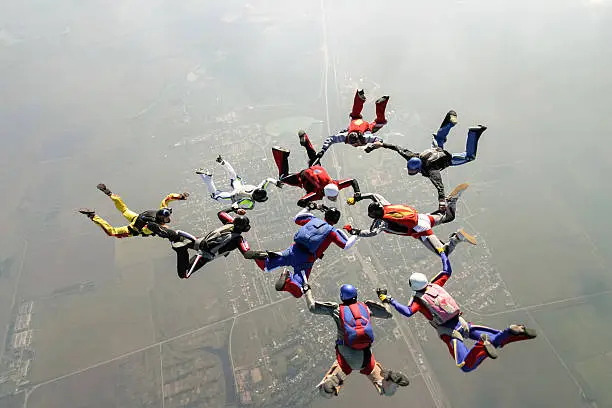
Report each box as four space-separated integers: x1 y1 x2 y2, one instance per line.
429 252 453 287
160 193 188 208
147 223 181 242
344 219 386 238
380 143 418 161
329 228 358 250
304 288 338 316
365 301 393 319
296 191 320 207
237 237 269 260
427 169 446 202
337 178 361 198
218 210 234 224
356 192 390 206
257 177 281 190
319 133 347 155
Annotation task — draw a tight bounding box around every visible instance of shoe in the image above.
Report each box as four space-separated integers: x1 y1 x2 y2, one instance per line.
382 370 410 387
455 228 477 245
275 269 290 291
509 324 537 339
375 95 389 104
356 89 366 101
468 124 487 136
440 110 458 128
447 183 469 201
195 168 212 176
78 208 95 219
302 283 311 293
216 155 224 165
298 130 308 146
480 333 498 359
96 183 112 196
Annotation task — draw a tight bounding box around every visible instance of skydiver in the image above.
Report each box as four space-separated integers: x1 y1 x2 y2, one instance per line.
170 210 268 279
366 110 487 211
196 155 282 213
305 284 410 398
313 89 389 161
78 183 188 240
272 132 361 207
344 183 476 257
376 252 537 373
253 204 357 298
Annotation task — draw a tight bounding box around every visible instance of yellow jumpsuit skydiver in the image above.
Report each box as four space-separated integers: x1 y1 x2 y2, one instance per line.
91 193 184 238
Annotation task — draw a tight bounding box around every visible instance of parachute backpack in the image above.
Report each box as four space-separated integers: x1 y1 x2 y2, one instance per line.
415 284 460 327
339 302 374 349
293 218 333 254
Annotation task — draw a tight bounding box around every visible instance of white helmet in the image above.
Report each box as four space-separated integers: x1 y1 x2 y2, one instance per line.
409 272 428 291
323 183 339 201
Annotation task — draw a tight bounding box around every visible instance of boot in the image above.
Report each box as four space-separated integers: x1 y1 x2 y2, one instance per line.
195 168 212 176
447 183 469 202
382 370 410 386
96 183 112 196
350 89 366 119
480 333 498 359
509 324 537 339
216 155 224 165
78 208 96 219
275 269 290 291
374 95 389 124
454 228 477 246
440 110 458 129
468 124 487 137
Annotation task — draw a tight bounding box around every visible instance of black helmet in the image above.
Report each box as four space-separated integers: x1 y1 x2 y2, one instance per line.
156 207 172 223
233 215 251 233
324 207 341 225
252 188 268 203
367 202 384 219
347 131 362 145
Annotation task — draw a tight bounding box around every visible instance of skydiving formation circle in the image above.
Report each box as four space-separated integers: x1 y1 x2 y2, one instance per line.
77 88 537 399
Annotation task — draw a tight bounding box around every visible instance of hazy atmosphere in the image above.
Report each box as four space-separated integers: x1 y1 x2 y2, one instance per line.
1 0 611 407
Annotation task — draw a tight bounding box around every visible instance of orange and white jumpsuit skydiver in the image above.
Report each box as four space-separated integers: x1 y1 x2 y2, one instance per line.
272 133 361 207
78 183 188 240
305 284 410 398
314 89 389 162
376 253 537 372
344 185 476 257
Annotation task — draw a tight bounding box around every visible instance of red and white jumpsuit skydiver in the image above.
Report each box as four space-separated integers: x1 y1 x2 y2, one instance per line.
313 89 389 162
344 186 476 257
254 205 357 298
376 253 537 372
272 132 361 207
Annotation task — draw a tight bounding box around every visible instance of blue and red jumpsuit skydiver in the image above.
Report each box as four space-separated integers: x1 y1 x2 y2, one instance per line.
387 253 536 372
254 208 357 298
315 89 389 160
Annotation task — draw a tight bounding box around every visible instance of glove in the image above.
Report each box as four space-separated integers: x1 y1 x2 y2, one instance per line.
343 225 360 235
216 155 224 163
346 197 355 205
275 180 283 188
438 200 447 212
307 201 319 211
365 141 383 153
376 288 391 303
316 151 324 159
179 192 190 200
236 208 247 215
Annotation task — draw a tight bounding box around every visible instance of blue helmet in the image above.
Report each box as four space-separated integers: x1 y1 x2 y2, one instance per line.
156 207 172 223
340 284 358 301
407 157 422 175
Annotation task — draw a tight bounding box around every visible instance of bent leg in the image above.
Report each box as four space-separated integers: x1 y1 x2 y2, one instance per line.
282 265 312 298
373 95 389 128
350 89 365 119
221 160 238 180
451 127 484 165
441 334 488 373
173 245 191 279
91 215 132 238
434 110 458 148
319 359 349 399
272 147 291 178
199 174 219 196
110 195 138 222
